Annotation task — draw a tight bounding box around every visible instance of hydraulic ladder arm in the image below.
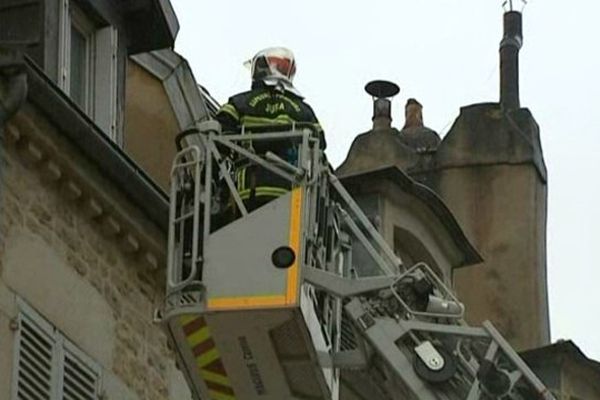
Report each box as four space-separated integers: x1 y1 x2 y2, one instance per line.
157 122 555 400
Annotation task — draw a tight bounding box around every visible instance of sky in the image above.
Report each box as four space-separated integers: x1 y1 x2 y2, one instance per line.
170 0 600 360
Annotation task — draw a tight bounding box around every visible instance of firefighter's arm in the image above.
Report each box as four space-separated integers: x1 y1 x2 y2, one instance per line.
313 121 326 150
215 102 240 134
305 104 326 149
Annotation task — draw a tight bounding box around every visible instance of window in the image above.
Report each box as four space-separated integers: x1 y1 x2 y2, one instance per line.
11 300 102 400
393 226 445 282
68 8 95 112
58 0 118 141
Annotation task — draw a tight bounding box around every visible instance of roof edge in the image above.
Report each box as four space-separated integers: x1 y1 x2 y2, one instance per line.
338 165 483 268
131 49 218 129
520 340 600 376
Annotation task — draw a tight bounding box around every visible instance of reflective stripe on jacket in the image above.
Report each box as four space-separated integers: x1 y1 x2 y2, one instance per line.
215 86 326 149
216 86 325 200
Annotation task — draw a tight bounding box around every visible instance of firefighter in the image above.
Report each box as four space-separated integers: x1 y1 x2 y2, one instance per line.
215 47 326 213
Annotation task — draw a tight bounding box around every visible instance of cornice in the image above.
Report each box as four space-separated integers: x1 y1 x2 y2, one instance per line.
4 108 164 270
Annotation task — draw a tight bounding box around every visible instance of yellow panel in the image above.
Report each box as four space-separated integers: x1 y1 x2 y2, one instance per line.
207 188 303 311
207 295 287 310
286 188 303 304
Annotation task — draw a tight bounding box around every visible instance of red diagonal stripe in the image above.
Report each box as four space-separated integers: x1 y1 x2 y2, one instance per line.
193 338 215 357
202 358 226 376
183 316 206 336
205 380 235 396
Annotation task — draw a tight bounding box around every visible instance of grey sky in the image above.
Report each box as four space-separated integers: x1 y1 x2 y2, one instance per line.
171 0 600 359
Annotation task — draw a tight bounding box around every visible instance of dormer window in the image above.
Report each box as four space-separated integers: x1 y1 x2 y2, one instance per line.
58 0 118 141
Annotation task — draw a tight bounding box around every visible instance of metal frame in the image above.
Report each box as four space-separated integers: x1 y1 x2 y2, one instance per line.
167 145 204 291
343 298 555 400
391 262 465 319
165 126 319 307
162 123 556 400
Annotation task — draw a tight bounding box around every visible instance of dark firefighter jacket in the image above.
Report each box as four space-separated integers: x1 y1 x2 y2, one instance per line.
215 84 325 204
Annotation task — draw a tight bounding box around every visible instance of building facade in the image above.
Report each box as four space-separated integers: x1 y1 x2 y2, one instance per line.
0 1 207 399
0 99 185 399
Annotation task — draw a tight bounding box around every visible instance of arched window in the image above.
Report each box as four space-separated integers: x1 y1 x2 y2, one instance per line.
393 226 446 283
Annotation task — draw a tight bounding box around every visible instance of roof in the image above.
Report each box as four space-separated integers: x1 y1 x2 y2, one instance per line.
433 102 547 183
131 49 218 130
336 128 419 176
397 126 441 153
520 340 600 376
0 0 179 56
118 0 180 54
339 166 483 268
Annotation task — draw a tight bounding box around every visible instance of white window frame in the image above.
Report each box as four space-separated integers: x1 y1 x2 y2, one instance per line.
11 299 103 400
58 0 119 141
67 4 96 113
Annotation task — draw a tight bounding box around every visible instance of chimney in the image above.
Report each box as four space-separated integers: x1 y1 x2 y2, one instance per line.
365 80 400 130
500 10 523 110
403 98 424 130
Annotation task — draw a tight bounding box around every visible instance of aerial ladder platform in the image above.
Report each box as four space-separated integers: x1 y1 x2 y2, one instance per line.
156 122 556 400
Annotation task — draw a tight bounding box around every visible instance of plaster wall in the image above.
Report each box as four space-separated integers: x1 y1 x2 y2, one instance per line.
435 163 549 350
123 61 180 191
0 128 189 399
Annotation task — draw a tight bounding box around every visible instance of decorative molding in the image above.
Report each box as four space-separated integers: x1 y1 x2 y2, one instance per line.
40 161 62 182
5 108 166 270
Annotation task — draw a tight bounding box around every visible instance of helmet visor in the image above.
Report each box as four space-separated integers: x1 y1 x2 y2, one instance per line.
266 56 296 81
247 47 297 83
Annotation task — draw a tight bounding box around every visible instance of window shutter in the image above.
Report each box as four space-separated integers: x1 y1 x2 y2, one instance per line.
94 25 119 141
58 0 71 90
12 301 102 400
60 343 100 400
13 313 56 400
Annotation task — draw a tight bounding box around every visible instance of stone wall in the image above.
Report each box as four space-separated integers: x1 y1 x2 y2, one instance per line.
422 104 550 351
439 164 549 351
0 114 190 399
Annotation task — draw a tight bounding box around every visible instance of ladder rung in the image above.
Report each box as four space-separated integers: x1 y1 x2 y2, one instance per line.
173 211 195 223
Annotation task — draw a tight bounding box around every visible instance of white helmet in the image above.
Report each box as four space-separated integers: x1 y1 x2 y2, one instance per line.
244 47 302 96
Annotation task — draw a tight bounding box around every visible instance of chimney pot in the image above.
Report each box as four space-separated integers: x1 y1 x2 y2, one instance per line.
403 98 424 130
365 80 400 130
500 11 523 110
